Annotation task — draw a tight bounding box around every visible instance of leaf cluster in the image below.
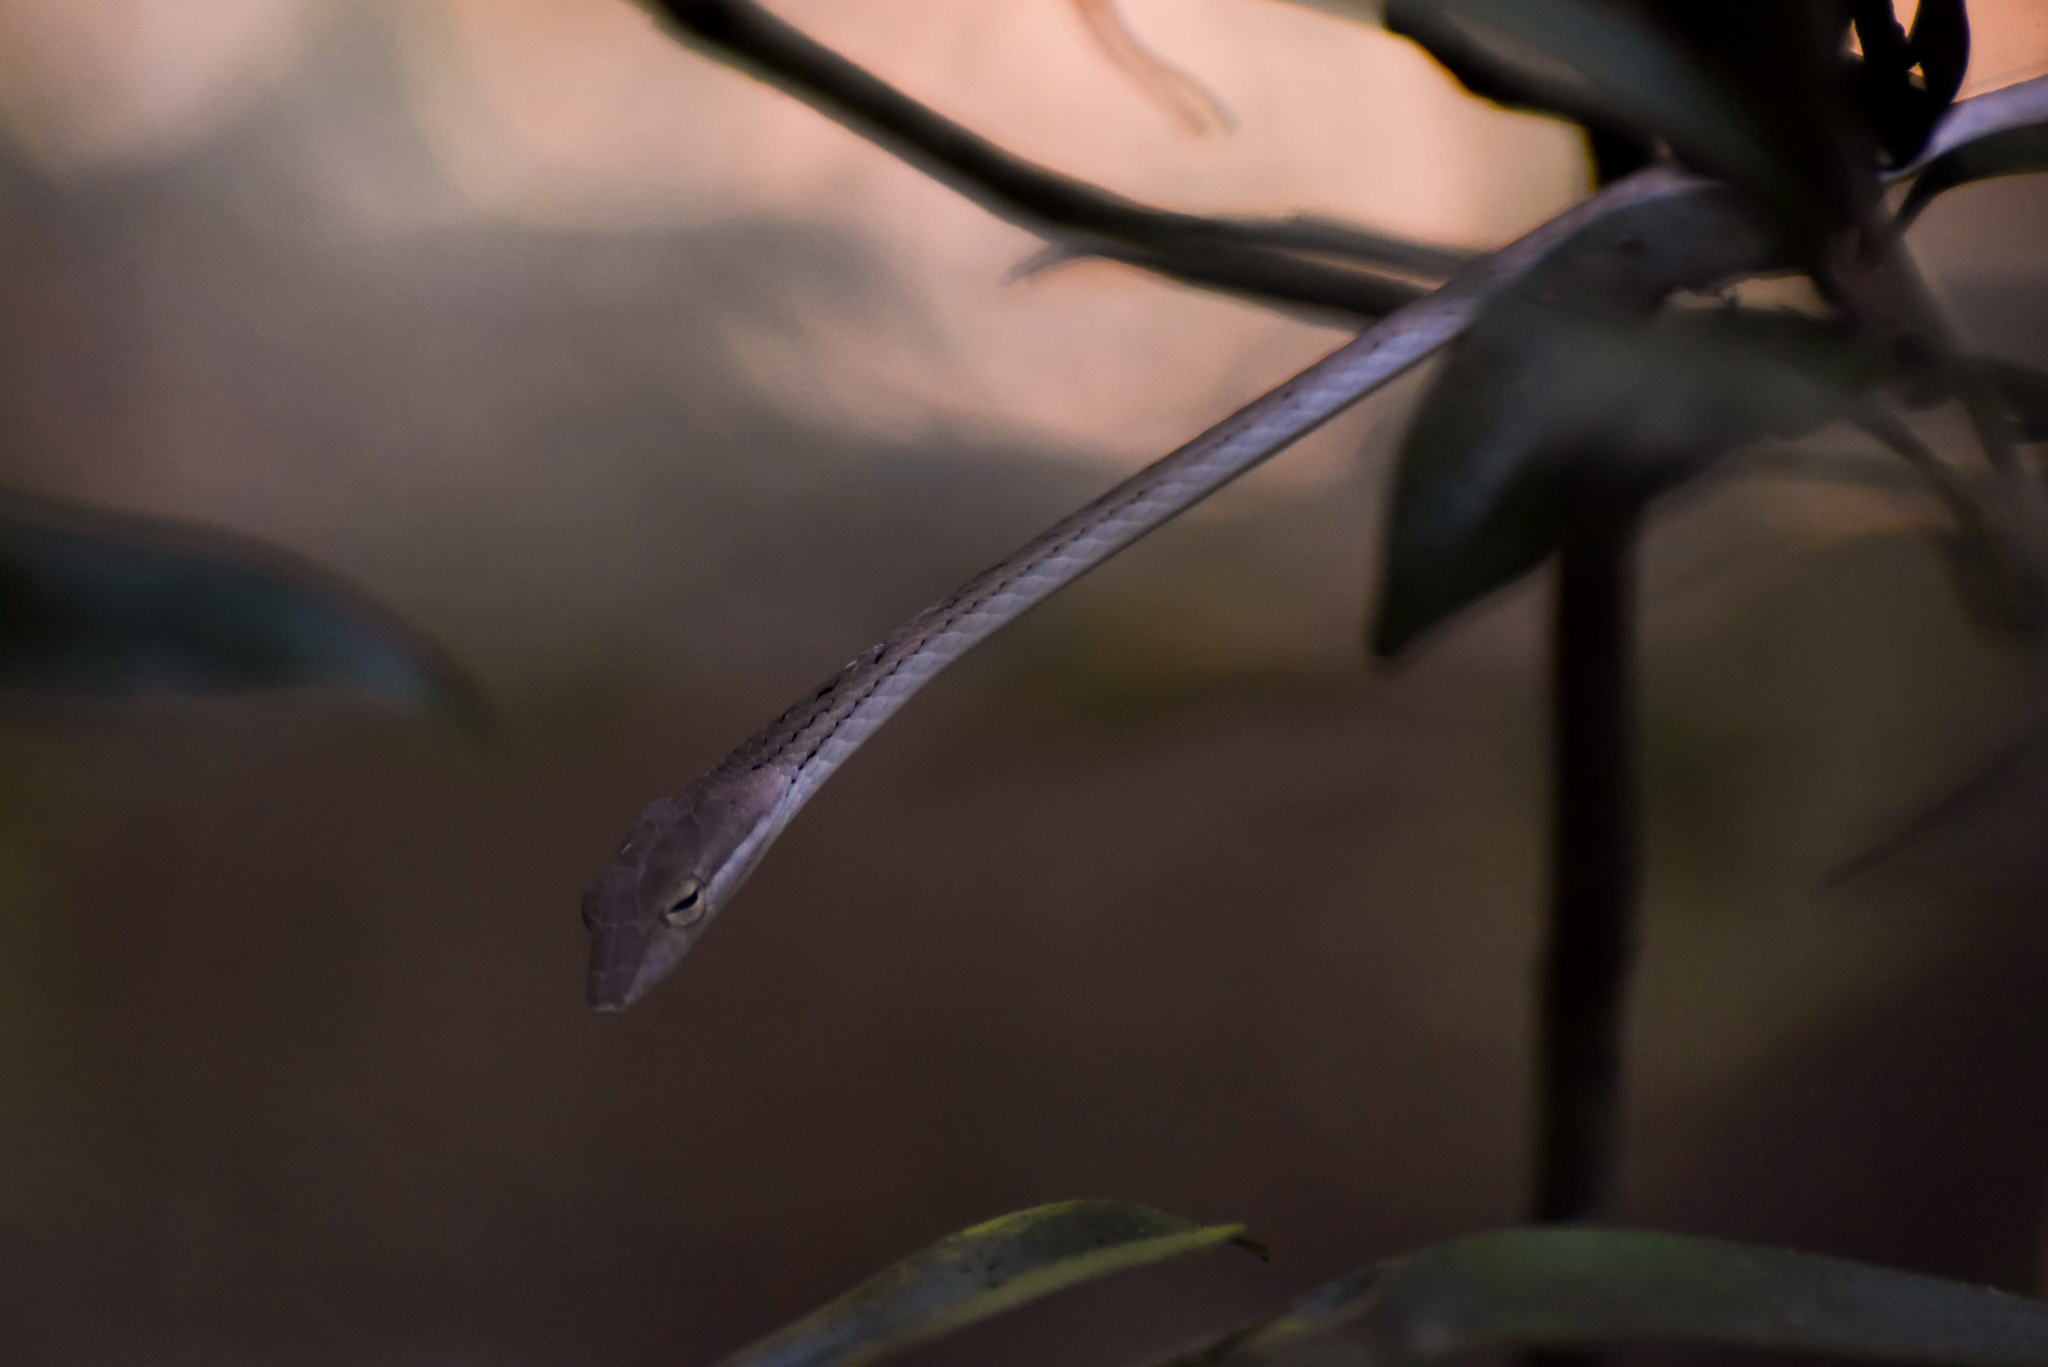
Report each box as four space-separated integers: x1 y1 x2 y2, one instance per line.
1362 0 2048 655
640 0 2048 661
616 0 2048 1362
716 1205 2048 1367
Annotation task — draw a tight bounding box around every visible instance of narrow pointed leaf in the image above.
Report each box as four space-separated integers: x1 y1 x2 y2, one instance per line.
1374 306 1877 655
1387 0 1868 238
1901 71 2048 173
1909 0 1969 110
1642 0 1878 232
1387 0 1771 195
717 1201 1256 1367
0 495 481 724
1367 188 1849 657
1156 1227 2048 1367
1897 119 2048 227
1382 1 1615 134
1850 0 1945 167
1978 357 2048 441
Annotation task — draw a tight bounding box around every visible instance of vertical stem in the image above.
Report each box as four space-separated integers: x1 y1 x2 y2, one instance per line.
1527 498 1640 1367
1536 499 1641 1227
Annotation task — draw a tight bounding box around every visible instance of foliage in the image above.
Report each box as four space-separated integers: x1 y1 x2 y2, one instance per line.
0 491 475 719
41 0 2047 1355
713 1202 1258 1367
717 1223 2048 1367
615 0 2048 1361
1360 0 2044 656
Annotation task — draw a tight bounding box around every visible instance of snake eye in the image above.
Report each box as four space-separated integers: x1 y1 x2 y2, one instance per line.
662 876 706 928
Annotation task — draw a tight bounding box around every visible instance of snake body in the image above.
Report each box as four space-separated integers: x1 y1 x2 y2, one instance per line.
583 167 1707 1010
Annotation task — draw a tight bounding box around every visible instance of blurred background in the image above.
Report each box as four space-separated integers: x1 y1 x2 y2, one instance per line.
0 1 2046 1362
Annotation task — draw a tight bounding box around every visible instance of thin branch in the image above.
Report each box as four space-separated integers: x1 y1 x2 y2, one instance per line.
1734 444 1945 490
1848 399 2048 640
643 0 1462 318
1849 403 2001 550
1821 719 2043 887
1848 238 2048 634
1072 0 1236 137
1804 70 2048 882
1536 495 1639 1231
1819 72 2048 631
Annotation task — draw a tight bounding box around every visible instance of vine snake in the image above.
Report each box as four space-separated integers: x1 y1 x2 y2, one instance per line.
582 165 1711 1011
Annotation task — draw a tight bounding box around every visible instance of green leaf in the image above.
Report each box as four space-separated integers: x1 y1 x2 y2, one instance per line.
1386 0 1869 238
0 494 482 724
1156 1227 2048 1367
1896 119 2048 227
1382 1 1621 137
1373 306 1877 655
1978 357 2048 441
716 1201 1257 1367
1367 188 1853 657
1388 0 1762 179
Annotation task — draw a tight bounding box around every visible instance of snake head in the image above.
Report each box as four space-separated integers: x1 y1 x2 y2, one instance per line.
582 764 792 1011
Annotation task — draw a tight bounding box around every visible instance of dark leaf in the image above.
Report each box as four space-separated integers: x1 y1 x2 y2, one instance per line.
1154 1227 2048 1367
1896 119 2048 226
1851 62 1944 169
1382 0 1621 134
0 494 482 725
1903 70 2048 171
1848 0 1969 166
1377 4 1651 183
1850 0 1935 165
1368 188 1837 657
1852 0 1912 73
1910 0 1970 110
1387 0 1770 189
1374 306 1878 655
716 1201 1256 1367
1387 0 1873 241
1641 0 1878 231
1585 124 1654 183
1978 356 2048 441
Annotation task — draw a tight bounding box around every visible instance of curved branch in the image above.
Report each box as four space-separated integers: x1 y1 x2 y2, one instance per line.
1073 0 1236 137
642 0 1466 317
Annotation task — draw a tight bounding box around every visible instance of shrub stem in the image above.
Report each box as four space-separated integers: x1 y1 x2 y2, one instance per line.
1536 500 1640 1227
1527 498 1640 1367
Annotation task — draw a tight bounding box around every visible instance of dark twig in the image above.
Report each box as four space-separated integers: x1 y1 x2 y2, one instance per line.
1820 412 2048 886
1527 492 1639 1367
1849 401 2033 627
1822 719 2043 887
1535 492 1640 1231
642 0 1463 318
1845 238 2048 635
1073 0 1236 137
1525 124 1654 1367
